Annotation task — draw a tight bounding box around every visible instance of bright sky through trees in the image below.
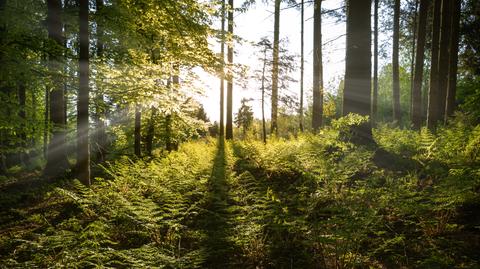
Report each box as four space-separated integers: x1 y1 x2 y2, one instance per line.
199 0 346 121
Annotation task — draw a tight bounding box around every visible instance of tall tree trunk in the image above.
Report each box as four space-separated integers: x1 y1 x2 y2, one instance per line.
444 0 461 121
225 0 234 139
437 0 452 122
343 0 372 142
427 0 442 129
412 0 430 129
271 0 280 135
18 77 28 164
312 0 323 131
44 73 49 159
94 0 107 163
45 0 69 177
77 0 90 186
410 0 419 119
134 103 141 157
219 0 225 137
373 0 379 124
392 0 402 123
299 0 304 132
145 107 156 155
165 114 172 152
261 46 267 144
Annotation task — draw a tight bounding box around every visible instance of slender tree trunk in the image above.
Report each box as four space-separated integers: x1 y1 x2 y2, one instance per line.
312 0 323 131
44 72 49 159
427 0 442 129
77 0 90 186
94 0 107 163
145 107 156 155
45 0 69 177
18 77 27 164
410 0 419 119
225 0 234 139
134 104 141 157
344 0 372 142
437 0 452 122
165 114 172 151
299 0 304 131
412 0 430 129
392 0 402 123
271 0 280 135
373 0 379 124
219 0 225 137
261 46 267 144
444 0 460 121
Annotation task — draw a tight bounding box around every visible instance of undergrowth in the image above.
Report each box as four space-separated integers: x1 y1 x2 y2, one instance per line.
0 115 479 268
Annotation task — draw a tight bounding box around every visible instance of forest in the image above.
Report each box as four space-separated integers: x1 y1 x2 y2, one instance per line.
0 0 479 267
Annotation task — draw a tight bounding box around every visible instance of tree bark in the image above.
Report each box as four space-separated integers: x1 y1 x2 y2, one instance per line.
410 0 419 120
299 0 304 132
412 0 430 129
219 0 225 137
312 0 323 131
392 0 402 123
225 0 234 140
261 45 267 144
437 0 452 122
426 0 442 129
134 103 141 157
412 0 430 130
373 0 379 124
271 0 280 135
444 0 461 121
343 0 372 141
45 0 69 177
18 77 28 164
77 0 90 186
145 107 156 155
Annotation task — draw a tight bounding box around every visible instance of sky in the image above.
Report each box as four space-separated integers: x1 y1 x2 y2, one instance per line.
197 0 347 122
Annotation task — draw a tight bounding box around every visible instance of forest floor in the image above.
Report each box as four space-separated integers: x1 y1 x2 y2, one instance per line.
1 121 480 268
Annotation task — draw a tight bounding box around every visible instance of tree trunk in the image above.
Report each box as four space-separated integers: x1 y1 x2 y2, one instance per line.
444 0 461 121
45 0 69 177
343 0 372 142
18 77 27 164
261 46 267 144
271 0 280 135
94 0 107 163
219 0 225 137
145 107 156 155
373 0 379 124
412 0 429 129
44 72 49 159
77 0 90 186
225 0 234 140
426 0 442 129
392 0 401 123
410 0 419 120
299 0 304 132
165 114 172 152
437 0 452 122
134 103 141 157
312 0 323 131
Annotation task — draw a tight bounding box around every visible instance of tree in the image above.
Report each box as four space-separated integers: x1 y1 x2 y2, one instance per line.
134 103 141 157
427 0 442 129
372 0 379 124
226 0 234 140
411 0 429 129
44 0 69 177
445 0 461 120
219 0 226 137
392 0 401 123
343 0 372 141
94 0 107 163
437 0 452 122
235 98 254 135
299 0 304 131
271 0 281 135
312 0 323 131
